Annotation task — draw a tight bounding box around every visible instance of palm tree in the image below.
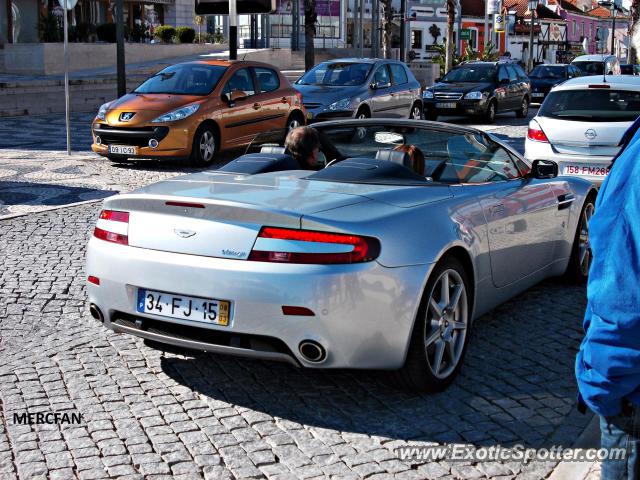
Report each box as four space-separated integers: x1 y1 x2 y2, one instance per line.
304 0 317 71
445 0 456 73
380 0 393 58
194 15 205 43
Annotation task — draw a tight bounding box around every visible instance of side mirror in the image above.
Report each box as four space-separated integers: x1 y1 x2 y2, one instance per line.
530 159 558 179
230 90 248 102
435 77 442 82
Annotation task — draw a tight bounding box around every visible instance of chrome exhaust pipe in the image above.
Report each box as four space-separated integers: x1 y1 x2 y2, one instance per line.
89 304 104 323
298 340 326 363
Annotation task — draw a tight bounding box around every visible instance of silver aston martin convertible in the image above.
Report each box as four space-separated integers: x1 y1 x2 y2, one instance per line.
86 119 597 391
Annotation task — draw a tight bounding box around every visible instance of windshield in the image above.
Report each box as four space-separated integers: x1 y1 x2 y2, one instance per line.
134 64 227 95
572 61 604 75
539 89 640 122
442 65 497 83
297 62 372 86
530 66 565 79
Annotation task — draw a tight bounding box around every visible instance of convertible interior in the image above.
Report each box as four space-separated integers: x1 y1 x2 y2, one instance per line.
219 123 530 185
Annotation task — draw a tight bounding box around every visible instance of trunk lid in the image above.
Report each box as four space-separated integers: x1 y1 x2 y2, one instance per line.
104 172 373 259
536 116 629 157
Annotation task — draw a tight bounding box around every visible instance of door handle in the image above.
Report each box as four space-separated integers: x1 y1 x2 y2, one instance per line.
253 103 261 110
280 97 288 104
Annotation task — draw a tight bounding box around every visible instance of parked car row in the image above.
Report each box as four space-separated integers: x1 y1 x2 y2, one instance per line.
91 58 423 165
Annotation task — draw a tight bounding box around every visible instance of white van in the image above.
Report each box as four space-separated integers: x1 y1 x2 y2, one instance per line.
571 54 621 75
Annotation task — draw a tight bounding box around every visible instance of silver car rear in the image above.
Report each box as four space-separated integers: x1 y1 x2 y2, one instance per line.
525 76 640 184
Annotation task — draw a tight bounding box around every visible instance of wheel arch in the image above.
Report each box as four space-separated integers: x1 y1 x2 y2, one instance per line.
402 243 477 364
356 103 371 117
196 119 221 145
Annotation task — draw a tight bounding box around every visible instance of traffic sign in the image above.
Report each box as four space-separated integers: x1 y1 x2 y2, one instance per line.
494 14 505 33
460 29 471 40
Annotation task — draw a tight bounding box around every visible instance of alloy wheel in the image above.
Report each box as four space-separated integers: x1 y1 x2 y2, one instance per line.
410 104 422 119
423 269 468 380
579 203 595 276
521 99 529 117
288 118 302 132
199 130 215 163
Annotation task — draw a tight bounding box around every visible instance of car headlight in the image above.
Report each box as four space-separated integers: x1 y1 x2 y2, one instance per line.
423 90 434 99
97 102 111 121
151 103 200 123
326 98 352 111
464 91 484 100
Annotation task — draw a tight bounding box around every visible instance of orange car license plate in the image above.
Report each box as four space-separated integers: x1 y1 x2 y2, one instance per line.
108 145 138 155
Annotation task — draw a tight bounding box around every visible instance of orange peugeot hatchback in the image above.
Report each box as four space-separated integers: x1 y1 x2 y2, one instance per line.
91 60 306 165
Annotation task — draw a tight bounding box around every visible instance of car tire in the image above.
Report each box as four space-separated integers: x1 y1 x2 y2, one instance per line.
409 102 423 120
286 111 306 132
485 100 497 123
564 196 596 284
516 97 529 118
189 124 218 167
352 108 370 142
395 257 472 392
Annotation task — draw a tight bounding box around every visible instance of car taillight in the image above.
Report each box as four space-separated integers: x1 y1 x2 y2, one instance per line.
248 227 381 264
528 125 549 143
295 91 303 103
94 209 129 245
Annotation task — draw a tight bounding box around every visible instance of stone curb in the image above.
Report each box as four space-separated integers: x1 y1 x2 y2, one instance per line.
547 414 599 480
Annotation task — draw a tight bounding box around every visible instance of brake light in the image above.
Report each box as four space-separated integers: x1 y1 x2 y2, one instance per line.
295 91 303 103
248 227 381 264
94 209 129 245
589 84 610 89
528 125 549 143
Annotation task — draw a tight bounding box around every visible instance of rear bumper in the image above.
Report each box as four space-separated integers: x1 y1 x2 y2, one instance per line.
525 139 611 186
86 237 430 369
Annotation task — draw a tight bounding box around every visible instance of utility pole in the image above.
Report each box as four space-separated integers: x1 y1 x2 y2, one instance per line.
400 0 406 61
484 0 489 50
528 1 536 72
292 0 300 50
371 0 379 57
229 0 238 59
115 0 126 96
610 7 617 56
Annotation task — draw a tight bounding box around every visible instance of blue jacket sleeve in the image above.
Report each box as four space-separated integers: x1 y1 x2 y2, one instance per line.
576 211 640 416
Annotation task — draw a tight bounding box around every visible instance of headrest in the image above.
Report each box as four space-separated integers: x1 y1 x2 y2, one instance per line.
260 146 287 155
375 149 412 168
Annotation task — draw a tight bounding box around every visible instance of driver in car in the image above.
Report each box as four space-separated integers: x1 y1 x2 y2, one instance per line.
285 126 323 170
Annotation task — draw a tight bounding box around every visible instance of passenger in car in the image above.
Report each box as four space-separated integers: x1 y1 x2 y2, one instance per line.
284 126 322 170
393 144 425 176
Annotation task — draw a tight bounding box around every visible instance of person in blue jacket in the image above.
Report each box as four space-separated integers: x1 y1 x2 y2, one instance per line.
576 120 640 479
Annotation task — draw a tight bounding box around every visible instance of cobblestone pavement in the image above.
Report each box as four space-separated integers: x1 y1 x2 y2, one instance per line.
0 107 595 479
0 204 591 480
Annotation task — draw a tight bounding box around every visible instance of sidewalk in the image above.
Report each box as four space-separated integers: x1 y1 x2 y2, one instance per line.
548 415 600 480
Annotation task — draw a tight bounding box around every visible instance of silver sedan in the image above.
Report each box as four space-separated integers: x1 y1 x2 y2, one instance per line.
86 120 596 392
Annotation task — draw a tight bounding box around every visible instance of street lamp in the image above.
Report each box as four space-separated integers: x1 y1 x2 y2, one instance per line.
527 0 539 72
